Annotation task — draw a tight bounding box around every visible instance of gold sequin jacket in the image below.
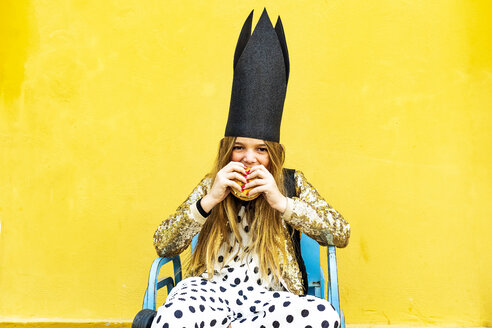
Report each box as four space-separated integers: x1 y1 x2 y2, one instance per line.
153 169 350 295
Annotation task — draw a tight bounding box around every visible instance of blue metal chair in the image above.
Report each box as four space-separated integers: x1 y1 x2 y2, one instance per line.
133 234 345 328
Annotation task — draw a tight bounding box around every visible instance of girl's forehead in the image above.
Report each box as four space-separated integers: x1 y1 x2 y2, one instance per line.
235 137 266 146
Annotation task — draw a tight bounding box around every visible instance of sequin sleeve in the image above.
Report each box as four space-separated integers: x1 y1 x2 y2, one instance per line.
153 175 213 257
281 170 351 248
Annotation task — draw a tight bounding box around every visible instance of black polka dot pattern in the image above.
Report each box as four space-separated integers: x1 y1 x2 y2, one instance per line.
152 277 340 328
150 205 340 328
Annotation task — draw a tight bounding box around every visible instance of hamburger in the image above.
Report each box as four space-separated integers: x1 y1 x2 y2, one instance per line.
231 167 259 201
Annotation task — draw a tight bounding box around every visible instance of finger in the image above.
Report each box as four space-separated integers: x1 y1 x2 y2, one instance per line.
244 166 252 175
228 161 247 169
220 166 244 179
247 185 267 197
225 179 242 192
243 178 265 190
225 161 247 174
246 167 269 180
252 164 269 173
250 164 267 171
248 165 261 173
225 171 247 184
233 166 248 176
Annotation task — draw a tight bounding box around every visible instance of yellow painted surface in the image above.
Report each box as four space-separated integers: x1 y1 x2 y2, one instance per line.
1 0 491 326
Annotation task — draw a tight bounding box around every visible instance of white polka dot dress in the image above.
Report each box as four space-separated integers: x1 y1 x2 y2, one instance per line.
151 205 341 328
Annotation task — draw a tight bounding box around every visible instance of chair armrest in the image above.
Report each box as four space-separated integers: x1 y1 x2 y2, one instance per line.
143 256 181 310
327 246 341 315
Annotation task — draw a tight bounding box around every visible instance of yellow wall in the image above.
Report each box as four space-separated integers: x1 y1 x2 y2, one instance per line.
1 0 491 326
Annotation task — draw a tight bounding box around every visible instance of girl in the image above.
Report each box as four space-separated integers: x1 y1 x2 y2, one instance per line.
151 9 350 328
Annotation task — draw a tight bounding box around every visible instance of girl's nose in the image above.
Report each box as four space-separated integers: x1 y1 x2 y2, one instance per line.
243 150 257 164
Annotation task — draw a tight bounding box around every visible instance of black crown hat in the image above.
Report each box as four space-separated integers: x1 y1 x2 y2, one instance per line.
225 8 290 143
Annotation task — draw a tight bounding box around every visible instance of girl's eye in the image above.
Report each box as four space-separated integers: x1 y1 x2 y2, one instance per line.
258 147 267 152
233 146 243 150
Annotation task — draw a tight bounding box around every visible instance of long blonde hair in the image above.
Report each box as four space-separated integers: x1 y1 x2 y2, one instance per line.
188 136 288 284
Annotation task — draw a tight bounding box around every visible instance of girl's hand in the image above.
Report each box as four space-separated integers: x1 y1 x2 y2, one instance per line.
243 165 287 213
201 161 248 212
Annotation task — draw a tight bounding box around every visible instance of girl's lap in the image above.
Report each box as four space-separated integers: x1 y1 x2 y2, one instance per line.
152 276 340 328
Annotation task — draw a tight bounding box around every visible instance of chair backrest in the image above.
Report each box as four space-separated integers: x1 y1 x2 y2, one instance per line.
191 233 325 297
